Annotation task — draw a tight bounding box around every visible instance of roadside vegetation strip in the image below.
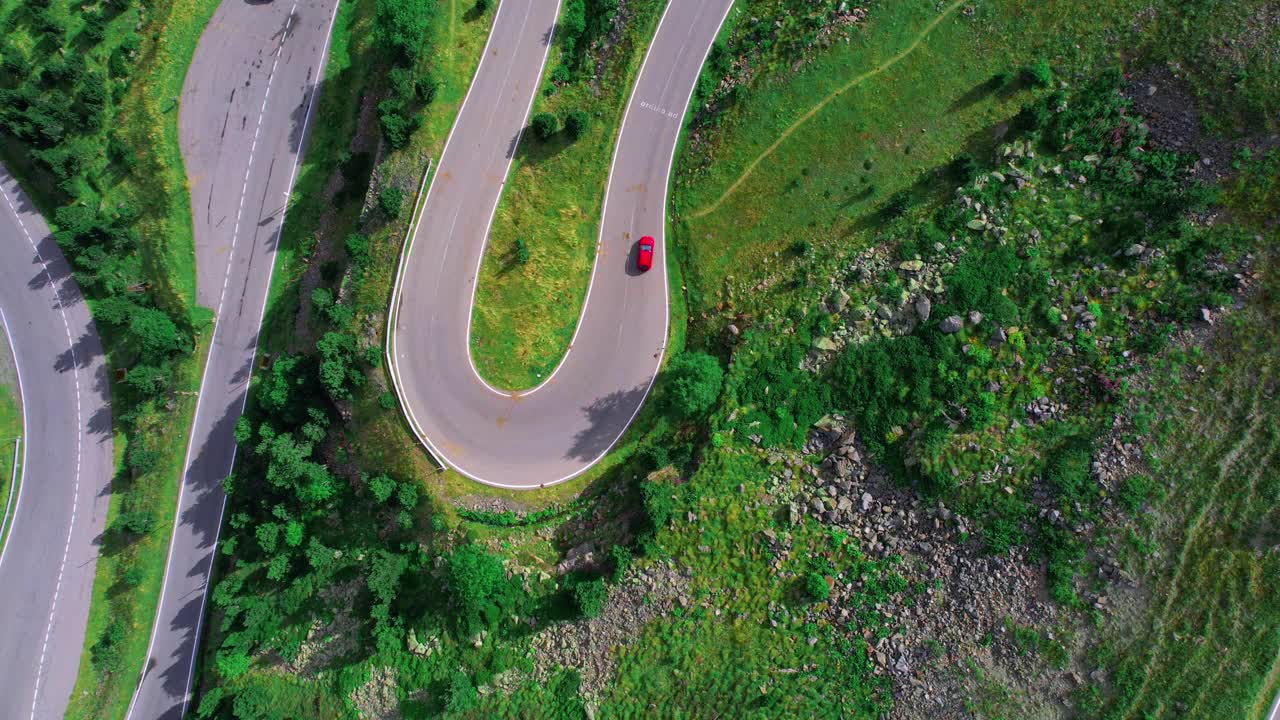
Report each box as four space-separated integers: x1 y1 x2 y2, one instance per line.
468 0 664 390
0 309 21 556
39 0 224 715
688 0 966 220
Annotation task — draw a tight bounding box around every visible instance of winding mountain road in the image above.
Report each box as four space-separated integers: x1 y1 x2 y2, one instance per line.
125 0 339 718
388 0 734 488
0 165 114 720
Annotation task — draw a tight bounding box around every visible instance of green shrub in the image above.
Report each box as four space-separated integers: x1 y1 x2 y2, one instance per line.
368 474 397 503
514 237 531 264
530 112 559 140
1022 58 1053 88
447 545 516 633
641 478 676 530
565 109 590 139
609 544 632 582
804 572 831 601
345 233 370 267
665 351 724 417
883 189 910 217
446 670 478 712
574 578 609 618
379 185 404 218
114 510 157 536
950 152 979 182
1119 474 1158 515
1046 442 1095 513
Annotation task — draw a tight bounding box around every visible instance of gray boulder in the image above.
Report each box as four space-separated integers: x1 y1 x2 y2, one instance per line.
914 296 932 322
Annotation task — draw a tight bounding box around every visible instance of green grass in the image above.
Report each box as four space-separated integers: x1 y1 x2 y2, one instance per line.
674 0 1112 314
467 1 664 389
600 449 892 718
0 385 21 555
672 0 1280 326
259 0 368 352
1093 275 1280 720
1087 153 1280 720
0 306 19 553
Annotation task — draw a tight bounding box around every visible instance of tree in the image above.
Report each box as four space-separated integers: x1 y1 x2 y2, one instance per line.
565 110 590 140
530 112 558 140
113 510 157 536
374 0 437 65
369 474 396 503
665 351 724 417
559 0 587 63
129 305 187 362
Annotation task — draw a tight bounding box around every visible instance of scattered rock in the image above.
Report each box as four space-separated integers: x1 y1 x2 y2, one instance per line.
914 296 932 322
940 316 963 334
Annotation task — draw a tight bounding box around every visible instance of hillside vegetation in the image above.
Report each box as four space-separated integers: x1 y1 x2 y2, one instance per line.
180 0 1280 717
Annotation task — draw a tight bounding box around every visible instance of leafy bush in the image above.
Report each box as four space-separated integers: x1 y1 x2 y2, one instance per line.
514 237 531 264
1022 58 1053 88
447 545 516 634
379 186 404 218
804 572 831 601
573 578 609 618
530 112 559 140
113 510 157 536
665 351 724 418
565 109 590 139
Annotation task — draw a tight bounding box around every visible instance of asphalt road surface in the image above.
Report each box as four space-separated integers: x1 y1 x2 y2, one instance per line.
389 0 735 488
0 165 114 720
125 0 339 718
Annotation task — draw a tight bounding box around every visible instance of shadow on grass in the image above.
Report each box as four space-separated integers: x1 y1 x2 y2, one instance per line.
513 130 574 165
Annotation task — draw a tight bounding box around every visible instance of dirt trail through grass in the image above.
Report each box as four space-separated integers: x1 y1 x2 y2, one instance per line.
689 0 966 219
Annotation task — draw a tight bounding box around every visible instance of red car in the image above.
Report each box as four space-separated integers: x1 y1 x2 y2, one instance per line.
637 236 655 272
